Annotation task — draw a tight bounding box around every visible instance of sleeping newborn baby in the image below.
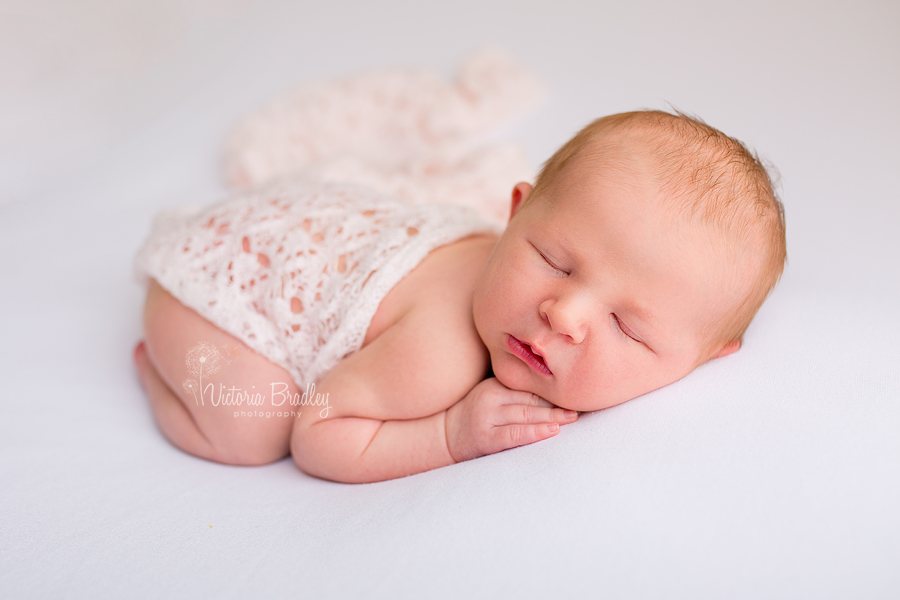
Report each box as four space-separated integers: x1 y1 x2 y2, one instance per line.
133 110 786 483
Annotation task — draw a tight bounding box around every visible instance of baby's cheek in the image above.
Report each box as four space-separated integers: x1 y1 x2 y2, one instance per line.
563 361 615 410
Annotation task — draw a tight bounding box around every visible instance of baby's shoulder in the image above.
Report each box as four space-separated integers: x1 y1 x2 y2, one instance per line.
365 233 496 395
365 232 496 340
315 233 497 420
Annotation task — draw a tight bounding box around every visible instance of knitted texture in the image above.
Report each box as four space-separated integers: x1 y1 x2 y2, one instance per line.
220 46 545 227
134 180 502 386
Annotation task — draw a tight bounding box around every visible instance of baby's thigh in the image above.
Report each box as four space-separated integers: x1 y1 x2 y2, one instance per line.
142 279 299 463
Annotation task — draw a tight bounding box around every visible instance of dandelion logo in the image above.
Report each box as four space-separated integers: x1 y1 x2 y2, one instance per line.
181 341 223 405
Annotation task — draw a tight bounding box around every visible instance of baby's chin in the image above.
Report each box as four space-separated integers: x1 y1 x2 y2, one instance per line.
490 361 541 394
490 361 572 409
489 354 624 411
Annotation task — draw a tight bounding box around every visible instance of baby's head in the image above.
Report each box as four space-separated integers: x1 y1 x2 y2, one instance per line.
472 110 786 412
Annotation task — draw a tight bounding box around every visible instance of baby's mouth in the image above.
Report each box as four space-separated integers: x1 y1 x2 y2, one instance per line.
507 335 553 376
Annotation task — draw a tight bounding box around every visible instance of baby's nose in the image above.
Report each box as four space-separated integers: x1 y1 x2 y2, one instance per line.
539 299 587 344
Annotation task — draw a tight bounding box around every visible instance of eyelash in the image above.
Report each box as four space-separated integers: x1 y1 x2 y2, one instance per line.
538 249 569 275
612 314 639 342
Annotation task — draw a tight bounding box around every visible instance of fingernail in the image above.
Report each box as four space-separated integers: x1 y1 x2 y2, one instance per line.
548 423 559 433
564 410 577 419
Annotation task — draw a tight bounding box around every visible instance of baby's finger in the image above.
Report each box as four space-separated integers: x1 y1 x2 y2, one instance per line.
492 423 561 452
500 404 578 425
517 392 556 408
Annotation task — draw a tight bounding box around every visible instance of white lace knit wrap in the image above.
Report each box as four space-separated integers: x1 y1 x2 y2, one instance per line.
220 46 545 227
135 180 502 386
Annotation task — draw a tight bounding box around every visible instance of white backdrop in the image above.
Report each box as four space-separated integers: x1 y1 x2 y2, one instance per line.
1 1 897 598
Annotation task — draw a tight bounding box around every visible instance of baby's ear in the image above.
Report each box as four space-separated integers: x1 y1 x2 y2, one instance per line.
509 182 533 221
712 339 741 359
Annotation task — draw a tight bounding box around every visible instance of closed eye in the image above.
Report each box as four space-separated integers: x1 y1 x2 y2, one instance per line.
612 314 641 343
532 243 569 275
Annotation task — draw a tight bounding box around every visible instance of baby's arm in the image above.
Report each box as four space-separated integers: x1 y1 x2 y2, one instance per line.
290 310 576 483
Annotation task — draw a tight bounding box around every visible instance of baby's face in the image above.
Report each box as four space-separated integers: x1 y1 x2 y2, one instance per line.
472 154 743 412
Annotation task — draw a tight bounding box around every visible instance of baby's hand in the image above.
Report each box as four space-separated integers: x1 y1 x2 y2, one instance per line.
445 377 578 463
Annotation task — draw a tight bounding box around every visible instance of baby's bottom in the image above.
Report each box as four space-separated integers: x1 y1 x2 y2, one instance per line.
133 279 297 466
